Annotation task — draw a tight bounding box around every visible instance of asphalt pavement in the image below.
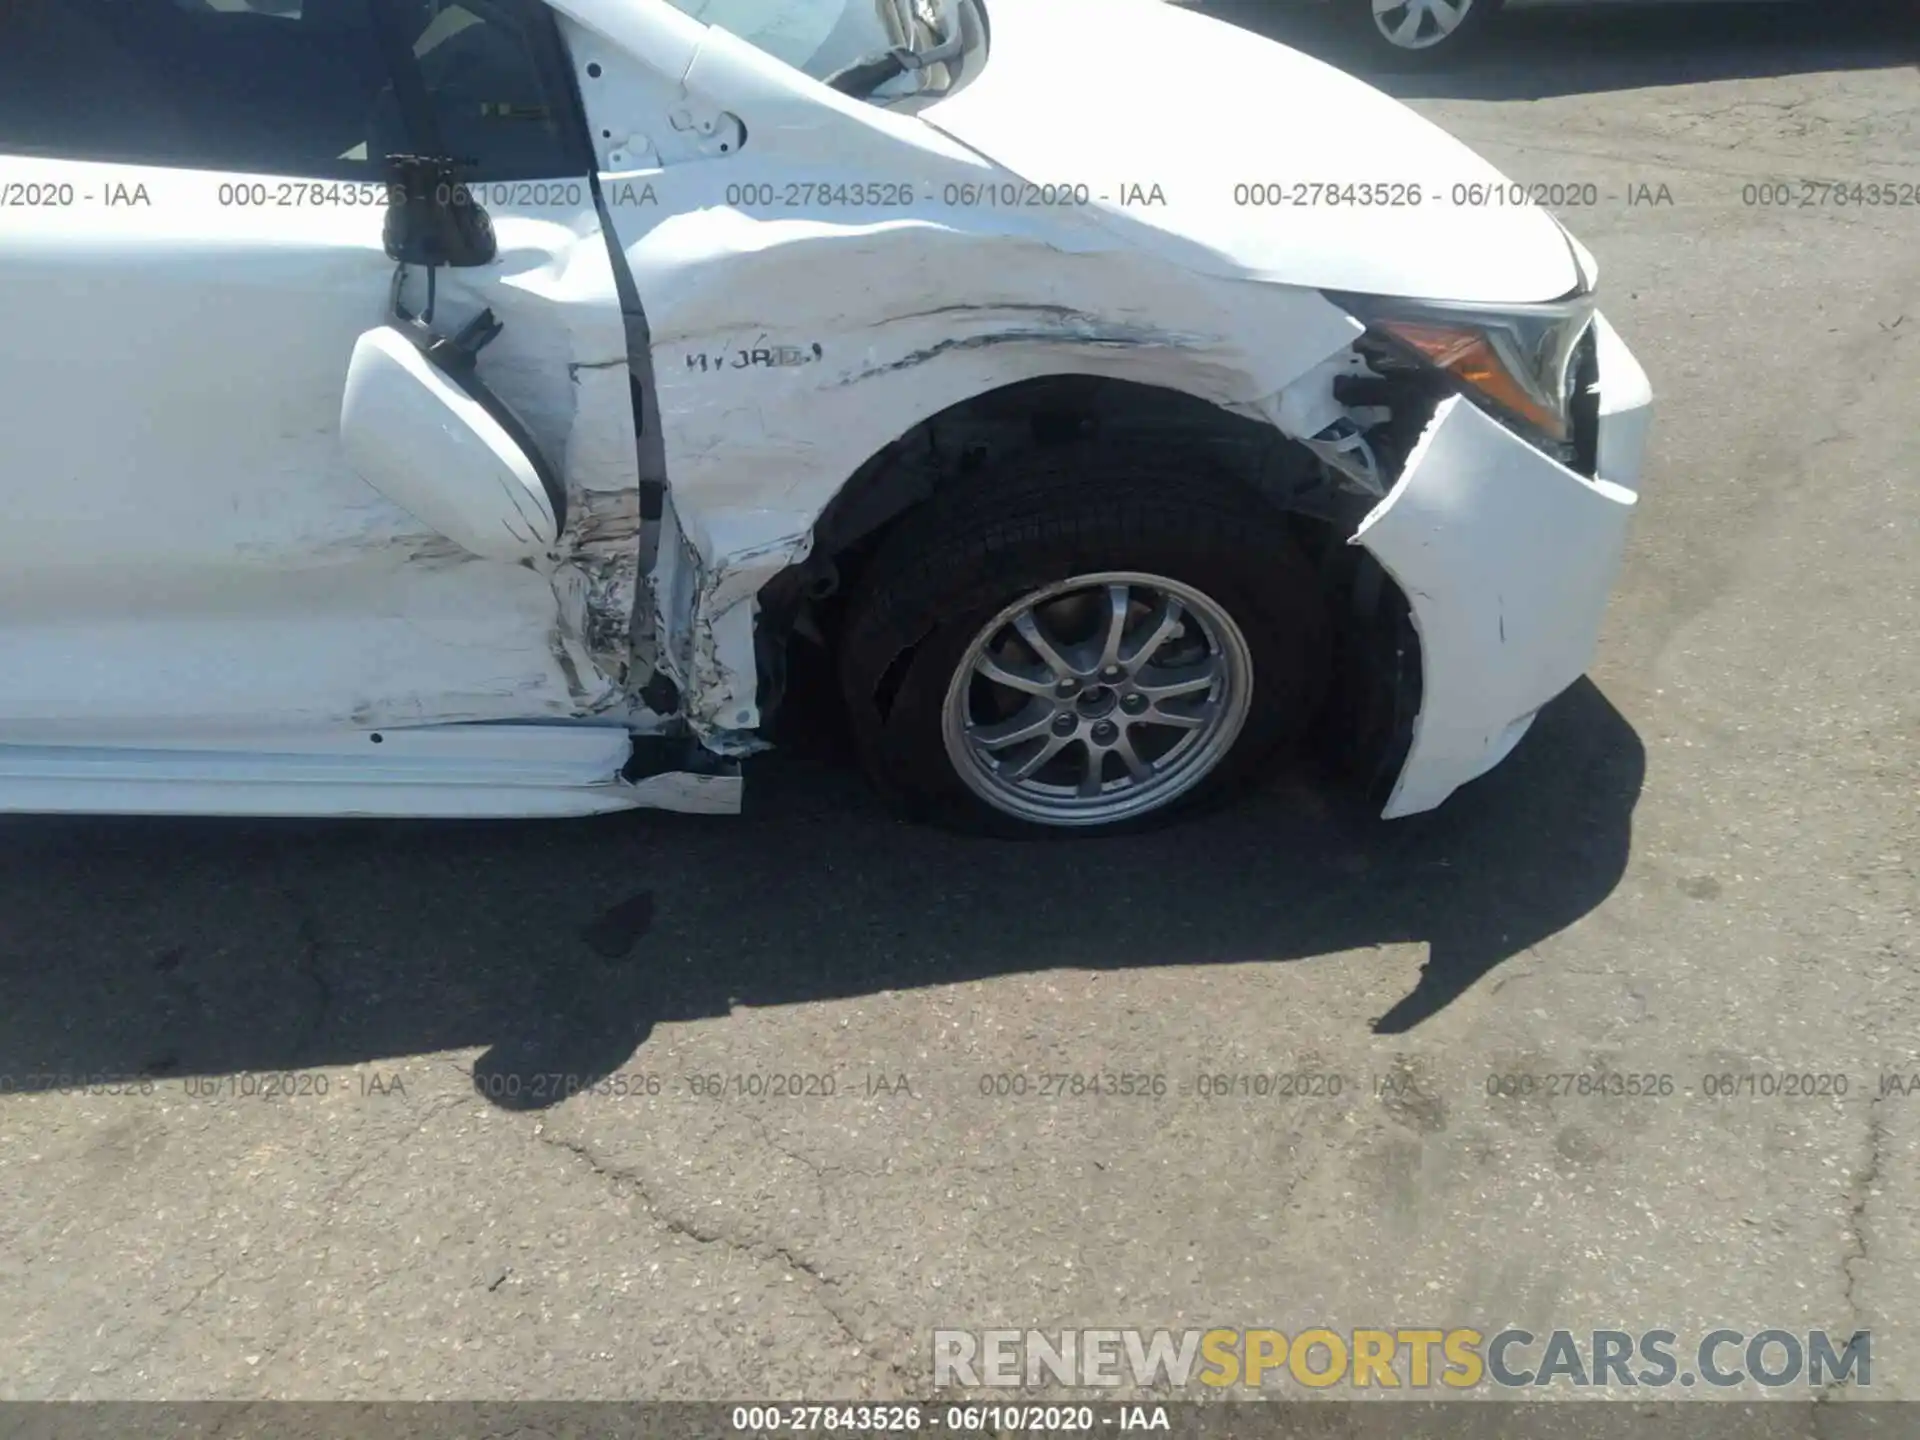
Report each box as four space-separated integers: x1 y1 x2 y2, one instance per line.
1 0 1916 1409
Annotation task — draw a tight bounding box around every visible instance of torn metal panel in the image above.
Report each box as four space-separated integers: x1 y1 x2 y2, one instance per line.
557 9 1381 750
434 219 650 718
1352 331 1646 817
646 499 701 720
551 484 645 708
1253 354 1389 498
677 508 815 750
693 600 767 754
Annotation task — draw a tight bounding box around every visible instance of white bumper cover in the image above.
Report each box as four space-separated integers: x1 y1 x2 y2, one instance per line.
1353 313 1652 818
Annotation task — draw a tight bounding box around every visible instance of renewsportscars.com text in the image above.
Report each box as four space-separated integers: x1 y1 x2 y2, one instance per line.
932 1327 1871 1390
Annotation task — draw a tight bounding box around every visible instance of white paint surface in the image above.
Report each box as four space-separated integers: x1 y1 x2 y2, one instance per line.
919 0 1584 304
0 726 739 817
339 327 561 560
0 159 642 737
1354 315 1652 817
555 2 1371 742
0 0 1649 821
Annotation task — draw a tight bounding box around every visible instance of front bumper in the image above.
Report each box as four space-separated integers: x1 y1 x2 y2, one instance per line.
1353 312 1652 818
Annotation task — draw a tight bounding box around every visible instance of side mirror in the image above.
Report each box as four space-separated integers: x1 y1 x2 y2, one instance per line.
340 327 560 561
382 154 496 269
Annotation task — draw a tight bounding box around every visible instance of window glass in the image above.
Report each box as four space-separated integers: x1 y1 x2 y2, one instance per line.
663 0 852 73
656 0 980 105
402 0 591 179
0 0 586 180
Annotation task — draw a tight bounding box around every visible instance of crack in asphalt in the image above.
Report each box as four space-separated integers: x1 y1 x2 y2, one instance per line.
318 1091 476 1214
83 1262 236 1392
741 1111 889 1187
161 1264 232 1323
1818 1094 1887 1413
1837 1096 1887 1329
536 1128 917 1393
107 1086 480 1390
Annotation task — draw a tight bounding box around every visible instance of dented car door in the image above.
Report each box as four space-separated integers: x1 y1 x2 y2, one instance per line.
0 0 651 741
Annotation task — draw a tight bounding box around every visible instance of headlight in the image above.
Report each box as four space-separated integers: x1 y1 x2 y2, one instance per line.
1326 290 1598 444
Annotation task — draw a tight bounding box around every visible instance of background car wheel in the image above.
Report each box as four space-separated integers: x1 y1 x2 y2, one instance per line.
837 448 1331 837
1334 0 1500 67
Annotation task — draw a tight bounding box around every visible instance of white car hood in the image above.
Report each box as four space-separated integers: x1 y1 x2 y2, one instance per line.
921 0 1582 305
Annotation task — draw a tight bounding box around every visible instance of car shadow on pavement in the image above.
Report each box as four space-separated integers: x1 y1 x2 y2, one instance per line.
1193 1 1917 100
0 676 1643 1111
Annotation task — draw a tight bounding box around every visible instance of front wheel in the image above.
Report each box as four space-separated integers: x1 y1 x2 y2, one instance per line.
1333 0 1500 66
836 450 1331 836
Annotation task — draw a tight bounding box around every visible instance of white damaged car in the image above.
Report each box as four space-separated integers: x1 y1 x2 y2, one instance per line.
0 0 1650 834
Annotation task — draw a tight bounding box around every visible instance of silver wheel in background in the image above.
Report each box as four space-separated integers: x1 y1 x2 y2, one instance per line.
940 572 1255 828
1371 0 1476 50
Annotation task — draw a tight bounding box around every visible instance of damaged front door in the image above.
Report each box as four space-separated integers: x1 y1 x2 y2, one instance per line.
0 0 652 739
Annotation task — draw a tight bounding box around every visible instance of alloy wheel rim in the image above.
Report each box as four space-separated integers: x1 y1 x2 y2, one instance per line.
1370 0 1474 49
940 572 1254 827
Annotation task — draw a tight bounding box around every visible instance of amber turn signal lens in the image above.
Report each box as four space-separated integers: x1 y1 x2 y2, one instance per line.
1377 319 1566 440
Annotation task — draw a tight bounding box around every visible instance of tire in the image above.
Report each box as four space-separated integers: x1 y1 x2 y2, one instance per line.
836 445 1331 837
1331 0 1501 67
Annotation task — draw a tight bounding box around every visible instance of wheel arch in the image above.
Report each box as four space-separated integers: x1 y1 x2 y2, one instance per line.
752 372 1421 806
780 373 1333 611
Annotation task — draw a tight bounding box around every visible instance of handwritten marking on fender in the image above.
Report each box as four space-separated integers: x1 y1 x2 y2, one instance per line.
684 342 824 374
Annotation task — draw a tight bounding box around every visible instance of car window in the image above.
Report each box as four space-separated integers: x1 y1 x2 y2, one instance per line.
660 0 855 73
0 0 586 181
656 0 980 106
391 0 594 180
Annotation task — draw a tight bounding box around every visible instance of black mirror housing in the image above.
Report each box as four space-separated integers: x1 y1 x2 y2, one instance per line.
382 154 497 269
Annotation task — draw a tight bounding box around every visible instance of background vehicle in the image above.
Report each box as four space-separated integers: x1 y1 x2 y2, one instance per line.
0 0 1650 836
1319 0 1816 66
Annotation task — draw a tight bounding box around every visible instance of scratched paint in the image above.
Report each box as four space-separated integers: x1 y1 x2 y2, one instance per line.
545 0 1647 809
0 0 1650 821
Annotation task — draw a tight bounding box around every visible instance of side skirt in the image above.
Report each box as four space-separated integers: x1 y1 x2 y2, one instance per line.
0 726 741 819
